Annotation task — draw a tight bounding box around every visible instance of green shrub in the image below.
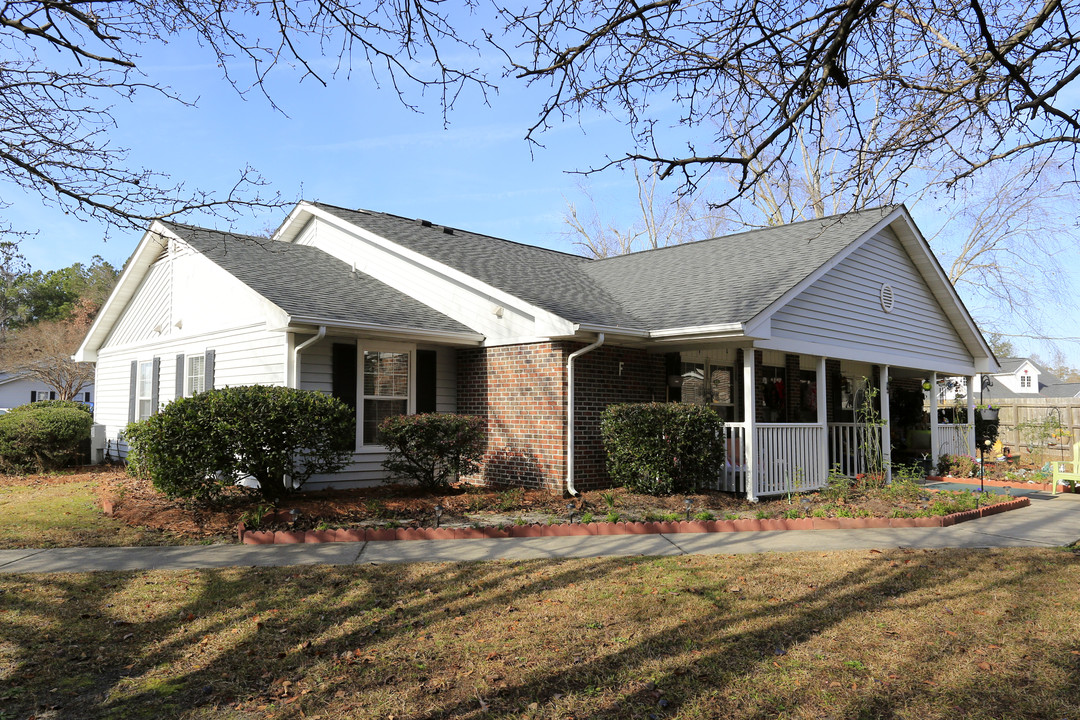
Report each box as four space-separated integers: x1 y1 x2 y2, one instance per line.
379 413 485 489
600 402 724 496
125 385 354 504
0 403 93 472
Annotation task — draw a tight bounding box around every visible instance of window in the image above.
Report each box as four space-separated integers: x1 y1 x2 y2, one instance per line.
187 355 205 395
137 360 155 420
1020 374 1032 389
362 350 409 445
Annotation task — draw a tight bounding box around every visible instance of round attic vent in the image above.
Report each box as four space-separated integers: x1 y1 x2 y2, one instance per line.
880 283 895 313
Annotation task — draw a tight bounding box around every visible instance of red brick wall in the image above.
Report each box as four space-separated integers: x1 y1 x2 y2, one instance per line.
569 344 667 491
456 342 666 492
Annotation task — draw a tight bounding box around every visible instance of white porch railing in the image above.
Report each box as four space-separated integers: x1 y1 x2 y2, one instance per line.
720 423 748 494
938 423 972 457
827 422 883 477
755 424 826 496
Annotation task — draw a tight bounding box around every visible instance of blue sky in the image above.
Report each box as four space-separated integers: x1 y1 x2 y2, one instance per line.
5 25 1079 362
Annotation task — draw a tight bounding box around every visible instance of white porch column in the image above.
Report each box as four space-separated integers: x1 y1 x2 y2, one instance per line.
817 356 828 485
966 375 976 457
879 365 892 482
744 348 757 502
928 372 939 468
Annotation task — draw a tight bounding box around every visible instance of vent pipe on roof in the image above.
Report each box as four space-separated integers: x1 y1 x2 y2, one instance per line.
442 226 454 235
566 333 604 496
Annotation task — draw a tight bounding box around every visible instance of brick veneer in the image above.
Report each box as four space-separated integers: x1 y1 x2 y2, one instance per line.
456 342 666 492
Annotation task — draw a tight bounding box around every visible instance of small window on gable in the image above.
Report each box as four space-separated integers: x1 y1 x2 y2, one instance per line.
187 355 205 395
1020 374 1032 389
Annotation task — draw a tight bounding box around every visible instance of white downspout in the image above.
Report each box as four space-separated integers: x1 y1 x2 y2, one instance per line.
291 326 326 388
566 333 604 496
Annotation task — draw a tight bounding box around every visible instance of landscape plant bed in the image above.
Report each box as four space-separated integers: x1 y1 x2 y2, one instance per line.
0 467 1024 548
927 475 1076 493
238 496 1031 544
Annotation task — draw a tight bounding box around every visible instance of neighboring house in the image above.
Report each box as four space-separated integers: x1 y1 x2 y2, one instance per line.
0 373 93 412
939 358 1080 402
74 202 998 498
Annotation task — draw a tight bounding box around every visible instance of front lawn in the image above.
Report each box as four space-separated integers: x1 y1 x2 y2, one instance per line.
1 548 1078 719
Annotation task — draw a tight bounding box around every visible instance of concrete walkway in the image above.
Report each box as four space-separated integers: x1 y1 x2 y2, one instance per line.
2 491 1078 575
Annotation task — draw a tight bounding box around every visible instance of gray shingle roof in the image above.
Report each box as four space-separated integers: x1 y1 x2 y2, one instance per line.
315 203 896 330
163 222 473 335
312 203 643 328
582 206 898 327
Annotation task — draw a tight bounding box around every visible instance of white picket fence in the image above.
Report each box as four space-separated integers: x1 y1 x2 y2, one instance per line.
827 422 883 477
938 423 972 457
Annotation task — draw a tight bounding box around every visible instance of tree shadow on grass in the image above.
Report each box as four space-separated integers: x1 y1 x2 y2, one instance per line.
0 548 1078 718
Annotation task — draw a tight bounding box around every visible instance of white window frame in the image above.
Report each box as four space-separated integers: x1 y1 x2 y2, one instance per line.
187 354 206 396
357 342 415 449
1020 374 1031 388
136 359 155 420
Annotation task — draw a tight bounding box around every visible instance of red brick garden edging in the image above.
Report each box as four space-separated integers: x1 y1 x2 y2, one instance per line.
237 497 1031 545
926 475 1074 493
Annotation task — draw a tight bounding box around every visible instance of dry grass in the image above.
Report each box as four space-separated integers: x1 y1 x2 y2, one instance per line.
0 472 186 549
1 548 1078 719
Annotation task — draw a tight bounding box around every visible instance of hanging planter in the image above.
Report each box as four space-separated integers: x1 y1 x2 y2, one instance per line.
979 407 999 422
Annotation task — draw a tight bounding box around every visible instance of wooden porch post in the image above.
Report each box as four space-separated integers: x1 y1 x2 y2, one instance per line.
817 356 828 486
744 348 757 502
879 365 892 482
966 375 976 457
929 372 939 469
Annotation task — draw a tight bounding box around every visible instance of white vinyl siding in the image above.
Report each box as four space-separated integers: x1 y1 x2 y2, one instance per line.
95 324 286 457
298 340 458 490
105 253 171 348
769 227 973 369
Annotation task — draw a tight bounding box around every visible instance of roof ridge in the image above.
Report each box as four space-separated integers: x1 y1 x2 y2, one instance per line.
588 204 898 264
158 220 270 244
310 201 590 262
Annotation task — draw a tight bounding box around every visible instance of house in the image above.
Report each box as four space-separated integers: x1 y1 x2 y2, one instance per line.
74 202 999 498
939 357 1080 402
0 373 93 412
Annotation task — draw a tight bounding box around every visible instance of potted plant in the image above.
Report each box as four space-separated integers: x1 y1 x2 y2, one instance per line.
979 404 1000 422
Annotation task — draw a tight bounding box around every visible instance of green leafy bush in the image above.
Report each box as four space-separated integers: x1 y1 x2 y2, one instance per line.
0 402 93 472
125 386 354 504
379 413 485 489
600 402 725 495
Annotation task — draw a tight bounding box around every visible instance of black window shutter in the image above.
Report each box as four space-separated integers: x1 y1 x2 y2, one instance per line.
150 357 160 415
50 391 56 400
30 390 36 403
175 353 185 398
332 343 358 409
84 391 91 403
128 361 137 423
204 349 215 390
416 349 437 414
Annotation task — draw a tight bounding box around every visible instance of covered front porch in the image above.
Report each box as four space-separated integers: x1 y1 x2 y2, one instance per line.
670 347 978 499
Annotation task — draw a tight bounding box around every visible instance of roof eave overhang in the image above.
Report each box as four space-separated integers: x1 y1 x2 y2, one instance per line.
647 322 750 343
282 316 485 345
73 220 178 363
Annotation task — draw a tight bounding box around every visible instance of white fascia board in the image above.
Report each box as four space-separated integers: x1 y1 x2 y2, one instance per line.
283 316 485 345
745 207 907 331
752 336 979 377
293 203 579 338
272 202 319 245
887 210 1000 372
73 220 174 362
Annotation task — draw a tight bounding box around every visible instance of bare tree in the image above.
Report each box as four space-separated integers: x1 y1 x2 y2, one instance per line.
562 165 728 257
499 0 1080 205
0 298 95 400
928 161 1078 343
0 0 489 238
